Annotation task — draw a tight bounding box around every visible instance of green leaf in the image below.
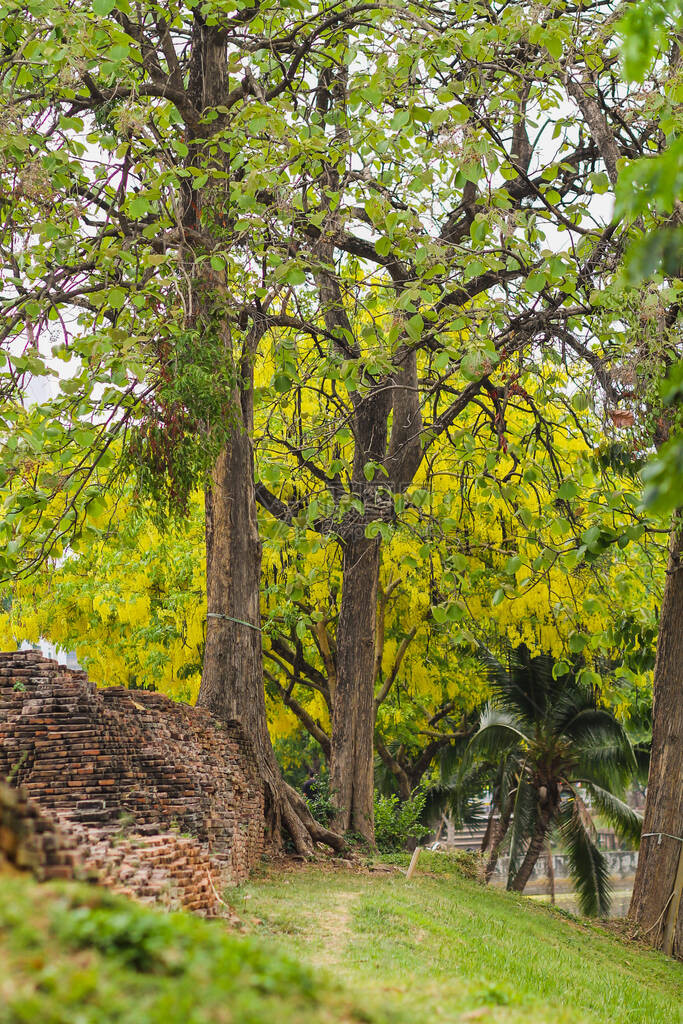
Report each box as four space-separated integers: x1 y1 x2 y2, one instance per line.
93 0 116 14
375 236 392 257
544 32 563 60
557 480 579 500
405 314 424 342
524 272 547 294
505 555 522 575
590 171 610 194
492 588 505 607
86 494 107 518
128 196 151 218
450 104 470 124
460 351 484 381
550 517 571 538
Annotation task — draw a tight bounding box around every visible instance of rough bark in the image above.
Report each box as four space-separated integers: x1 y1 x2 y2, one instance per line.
197 440 344 854
326 346 423 838
197 374 344 855
185 20 345 857
509 801 555 893
629 519 683 957
329 535 382 840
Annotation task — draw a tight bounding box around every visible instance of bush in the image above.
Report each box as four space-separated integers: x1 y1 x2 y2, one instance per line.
374 788 431 853
303 774 337 829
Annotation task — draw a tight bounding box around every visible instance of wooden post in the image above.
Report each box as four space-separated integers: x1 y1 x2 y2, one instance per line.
663 840 683 957
406 845 421 880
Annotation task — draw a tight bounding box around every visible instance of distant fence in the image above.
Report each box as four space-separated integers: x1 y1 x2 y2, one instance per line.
491 849 638 882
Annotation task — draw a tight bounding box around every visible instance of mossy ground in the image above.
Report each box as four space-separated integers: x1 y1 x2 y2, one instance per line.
1 851 681 1024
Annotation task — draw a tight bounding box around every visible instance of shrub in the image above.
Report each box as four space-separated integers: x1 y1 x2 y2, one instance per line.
303 774 337 829
374 788 431 853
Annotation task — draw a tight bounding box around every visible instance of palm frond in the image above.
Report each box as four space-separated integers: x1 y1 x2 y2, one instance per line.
474 642 508 689
468 704 528 760
550 682 591 733
557 796 612 917
632 742 651 787
565 710 637 765
573 731 637 794
582 783 643 848
476 643 554 723
437 733 473 780
494 749 521 812
501 647 557 723
425 760 492 828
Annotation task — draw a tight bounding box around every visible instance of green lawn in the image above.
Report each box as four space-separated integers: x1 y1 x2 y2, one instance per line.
0 874 382 1024
1 852 681 1024
232 852 682 1024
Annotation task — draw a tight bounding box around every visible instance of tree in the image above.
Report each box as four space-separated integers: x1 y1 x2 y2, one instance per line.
0 0 391 852
257 357 664 800
1 0 677 850
469 646 641 915
628 517 683 954
240 0 680 838
587 0 683 948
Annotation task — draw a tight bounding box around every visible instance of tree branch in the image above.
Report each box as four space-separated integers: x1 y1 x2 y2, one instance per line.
264 669 331 758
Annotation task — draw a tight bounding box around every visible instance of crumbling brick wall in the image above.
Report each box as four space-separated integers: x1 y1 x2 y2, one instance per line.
0 780 79 880
0 782 230 915
0 650 265 902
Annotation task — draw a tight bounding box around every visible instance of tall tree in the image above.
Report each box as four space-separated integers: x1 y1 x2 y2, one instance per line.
1 0 677 850
629 520 683 954
0 0 388 851
610 0 683 956
246 0 676 837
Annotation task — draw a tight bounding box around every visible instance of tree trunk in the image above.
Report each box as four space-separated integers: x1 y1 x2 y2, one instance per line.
197 383 344 855
629 519 683 957
509 804 555 893
546 839 556 905
184 14 347 854
483 791 512 882
329 534 381 841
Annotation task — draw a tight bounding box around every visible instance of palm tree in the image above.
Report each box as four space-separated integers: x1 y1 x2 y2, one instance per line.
469 645 642 916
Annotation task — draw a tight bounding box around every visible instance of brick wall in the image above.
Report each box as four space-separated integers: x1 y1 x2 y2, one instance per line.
0 781 80 880
0 650 265 910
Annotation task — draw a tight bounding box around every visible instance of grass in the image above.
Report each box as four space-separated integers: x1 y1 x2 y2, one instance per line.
230 851 682 1024
0 875 388 1024
1 851 681 1024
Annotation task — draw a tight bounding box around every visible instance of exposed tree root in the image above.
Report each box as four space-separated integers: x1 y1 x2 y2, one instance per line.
261 753 346 856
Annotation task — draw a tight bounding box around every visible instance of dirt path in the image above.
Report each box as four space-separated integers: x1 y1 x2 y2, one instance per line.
310 889 361 969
